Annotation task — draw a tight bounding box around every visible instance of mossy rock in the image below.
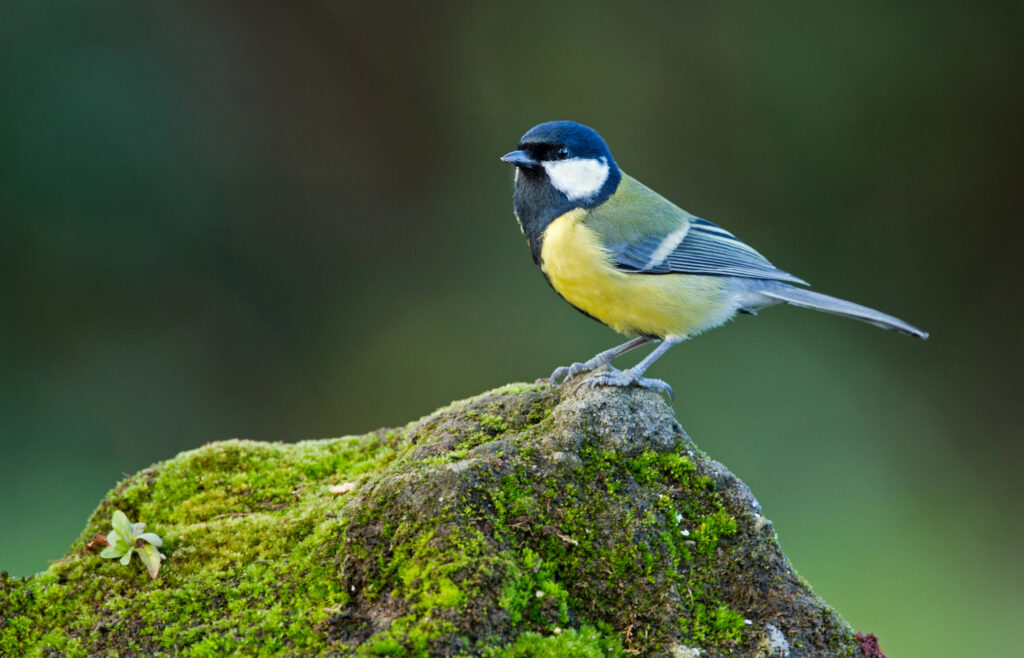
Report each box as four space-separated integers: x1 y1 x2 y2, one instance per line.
0 374 867 657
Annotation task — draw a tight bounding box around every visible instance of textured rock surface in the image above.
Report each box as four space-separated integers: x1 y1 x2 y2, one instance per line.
0 373 870 657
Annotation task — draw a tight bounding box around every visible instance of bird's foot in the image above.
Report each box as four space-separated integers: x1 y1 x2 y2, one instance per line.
582 369 674 404
550 362 617 385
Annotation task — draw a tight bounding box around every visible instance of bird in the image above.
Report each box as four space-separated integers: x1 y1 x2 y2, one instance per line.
500 120 927 402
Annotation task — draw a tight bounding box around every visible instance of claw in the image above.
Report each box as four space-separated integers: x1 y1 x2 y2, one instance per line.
548 337 656 387
548 362 581 382
582 369 674 404
550 361 615 384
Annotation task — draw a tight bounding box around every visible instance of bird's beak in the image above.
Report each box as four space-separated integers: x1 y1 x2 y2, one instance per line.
500 150 539 169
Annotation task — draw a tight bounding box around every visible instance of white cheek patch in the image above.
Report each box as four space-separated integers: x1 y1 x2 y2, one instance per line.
542 157 610 201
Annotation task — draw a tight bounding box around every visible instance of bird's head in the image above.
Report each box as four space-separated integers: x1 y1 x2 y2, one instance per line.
501 121 621 208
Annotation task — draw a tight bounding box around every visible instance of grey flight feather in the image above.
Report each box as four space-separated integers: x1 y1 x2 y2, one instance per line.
751 281 929 339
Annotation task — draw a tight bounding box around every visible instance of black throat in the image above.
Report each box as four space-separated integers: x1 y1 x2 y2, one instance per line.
512 166 621 265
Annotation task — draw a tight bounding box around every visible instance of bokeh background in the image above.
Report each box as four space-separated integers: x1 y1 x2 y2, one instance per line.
2 2 1021 655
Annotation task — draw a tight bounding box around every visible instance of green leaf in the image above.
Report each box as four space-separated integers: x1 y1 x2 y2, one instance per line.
137 532 163 547
119 551 133 566
111 510 132 540
99 546 124 559
106 531 130 552
138 543 163 579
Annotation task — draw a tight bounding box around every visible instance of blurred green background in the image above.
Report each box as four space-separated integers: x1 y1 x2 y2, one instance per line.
2 2 1021 655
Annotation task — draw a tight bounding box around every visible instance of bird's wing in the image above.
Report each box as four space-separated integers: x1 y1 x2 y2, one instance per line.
588 174 808 286
612 216 809 285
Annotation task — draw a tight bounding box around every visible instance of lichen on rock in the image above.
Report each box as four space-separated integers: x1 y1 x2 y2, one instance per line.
0 373 868 656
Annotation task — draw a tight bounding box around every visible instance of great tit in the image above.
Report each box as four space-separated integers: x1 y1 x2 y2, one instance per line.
501 120 927 401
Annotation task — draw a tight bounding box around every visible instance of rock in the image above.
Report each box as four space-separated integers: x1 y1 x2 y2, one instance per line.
0 373 876 657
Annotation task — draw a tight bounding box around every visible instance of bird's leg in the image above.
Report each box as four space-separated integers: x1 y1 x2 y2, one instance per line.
583 336 683 403
550 336 653 384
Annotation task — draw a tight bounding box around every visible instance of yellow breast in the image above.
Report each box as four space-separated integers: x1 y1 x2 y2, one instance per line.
539 209 732 338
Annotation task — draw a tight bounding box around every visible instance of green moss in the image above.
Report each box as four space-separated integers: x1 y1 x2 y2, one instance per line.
448 433 747 653
482 625 625 657
466 410 510 435
416 382 548 423
525 402 552 425
0 431 403 656
388 528 472 614
1 379 858 656
626 449 697 486
360 614 458 656
693 508 739 557
688 602 747 646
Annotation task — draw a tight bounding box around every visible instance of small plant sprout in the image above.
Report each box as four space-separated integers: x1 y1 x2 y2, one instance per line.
99 510 166 579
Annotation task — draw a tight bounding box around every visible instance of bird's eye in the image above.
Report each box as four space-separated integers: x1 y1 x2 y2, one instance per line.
556 146 569 160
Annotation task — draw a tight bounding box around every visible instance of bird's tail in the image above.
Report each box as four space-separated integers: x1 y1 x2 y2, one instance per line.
755 282 929 339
